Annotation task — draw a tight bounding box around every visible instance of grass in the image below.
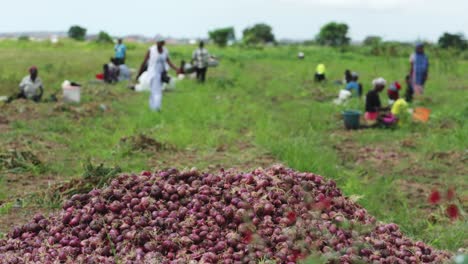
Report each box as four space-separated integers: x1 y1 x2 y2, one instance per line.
0 39 466 254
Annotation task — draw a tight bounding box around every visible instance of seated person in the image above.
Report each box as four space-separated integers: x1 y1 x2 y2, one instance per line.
388 82 409 125
314 63 326 82
15 66 44 102
103 58 119 83
387 81 402 105
345 72 362 97
365 78 386 123
365 78 397 127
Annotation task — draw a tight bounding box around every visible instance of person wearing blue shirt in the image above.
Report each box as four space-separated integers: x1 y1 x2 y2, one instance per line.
114 39 127 65
345 72 363 97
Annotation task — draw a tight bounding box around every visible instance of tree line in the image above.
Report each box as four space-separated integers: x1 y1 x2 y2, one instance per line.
65 24 468 51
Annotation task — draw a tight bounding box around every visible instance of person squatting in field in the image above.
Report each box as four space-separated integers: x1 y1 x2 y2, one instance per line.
345 72 363 97
8 66 44 103
103 58 120 84
192 41 210 83
315 63 326 82
136 37 180 111
387 81 409 126
364 78 398 127
409 43 429 97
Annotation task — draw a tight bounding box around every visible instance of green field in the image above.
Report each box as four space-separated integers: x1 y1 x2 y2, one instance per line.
0 40 466 254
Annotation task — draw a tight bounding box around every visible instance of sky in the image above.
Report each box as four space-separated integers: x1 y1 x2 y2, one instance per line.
1 0 467 42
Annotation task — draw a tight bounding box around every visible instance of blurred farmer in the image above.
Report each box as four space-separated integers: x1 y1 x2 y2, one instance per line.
364 78 387 124
192 41 210 83
388 81 409 125
14 66 44 102
114 38 127 65
409 43 429 96
387 81 402 104
345 72 362 97
344 69 352 84
103 58 119 84
404 74 414 102
314 63 326 82
136 37 180 111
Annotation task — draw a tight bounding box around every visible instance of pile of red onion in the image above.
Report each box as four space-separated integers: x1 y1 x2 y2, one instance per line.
0 165 451 263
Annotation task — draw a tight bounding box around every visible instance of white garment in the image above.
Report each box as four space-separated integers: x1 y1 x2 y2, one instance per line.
147 45 169 111
19 75 43 99
135 71 150 92
333 89 352 105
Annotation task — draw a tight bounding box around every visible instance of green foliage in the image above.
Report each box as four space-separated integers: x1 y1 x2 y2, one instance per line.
243 23 275 45
0 150 44 174
363 35 382 46
317 22 350 46
17 35 30 42
438 32 467 50
82 159 122 187
95 31 114 44
68 25 87 41
209 27 235 47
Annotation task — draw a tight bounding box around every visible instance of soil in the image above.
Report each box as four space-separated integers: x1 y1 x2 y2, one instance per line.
333 139 406 171
120 134 173 152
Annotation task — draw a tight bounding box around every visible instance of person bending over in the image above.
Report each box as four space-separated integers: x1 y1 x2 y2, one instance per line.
365 78 387 125
345 72 362 97
314 63 326 82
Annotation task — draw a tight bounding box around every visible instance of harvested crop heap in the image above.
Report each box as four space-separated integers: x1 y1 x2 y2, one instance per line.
0 166 450 263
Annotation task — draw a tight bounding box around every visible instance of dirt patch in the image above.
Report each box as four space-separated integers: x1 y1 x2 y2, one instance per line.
53 102 111 119
428 150 468 176
333 140 407 170
148 141 277 173
396 179 433 205
0 115 8 125
120 134 174 152
0 100 42 122
0 115 9 133
311 88 336 102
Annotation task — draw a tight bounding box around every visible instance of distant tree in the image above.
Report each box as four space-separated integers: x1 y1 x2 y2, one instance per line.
209 27 236 47
363 35 382 46
316 22 350 46
18 35 30 42
242 23 275 45
68 25 87 41
438 32 467 50
96 31 114 44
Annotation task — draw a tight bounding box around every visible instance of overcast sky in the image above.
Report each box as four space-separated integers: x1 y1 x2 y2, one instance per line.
1 0 467 42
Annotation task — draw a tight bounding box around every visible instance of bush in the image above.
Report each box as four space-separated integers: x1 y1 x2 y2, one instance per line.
242 23 275 45
316 22 350 47
17 35 30 42
95 31 113 44
68 25 87 41
209 27 235 47
438 32 467 50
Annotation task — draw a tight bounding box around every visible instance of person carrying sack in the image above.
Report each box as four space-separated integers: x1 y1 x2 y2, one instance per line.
136 37 180 111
